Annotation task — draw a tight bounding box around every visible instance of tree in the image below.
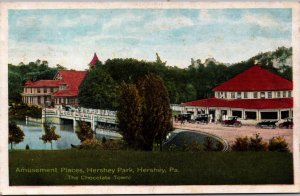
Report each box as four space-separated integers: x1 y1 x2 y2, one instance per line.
9 121 25 149
249 133 268 151
8 71 22 102
138 74 173 151
41 124 60 150
268 136 289 152
78 68 118 109
117 82 142 149
76 121 94 142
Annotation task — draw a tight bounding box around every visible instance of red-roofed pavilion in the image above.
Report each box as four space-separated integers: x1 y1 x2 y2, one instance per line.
182 65 293 122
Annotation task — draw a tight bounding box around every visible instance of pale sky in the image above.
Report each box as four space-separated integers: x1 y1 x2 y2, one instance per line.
8 9 291 70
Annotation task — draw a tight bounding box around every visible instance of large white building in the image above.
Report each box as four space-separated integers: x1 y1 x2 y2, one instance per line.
183 65 293 122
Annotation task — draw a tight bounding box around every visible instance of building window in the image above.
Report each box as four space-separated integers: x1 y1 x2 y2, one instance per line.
267 92 272 98
277 91 281 98
44 88 47 93
231 92 235 99
37 88 40 93
232 110 242 118
288 91 291 97
283 91 286 98
218 92 221 98
253 92 258 99
237 92 241 99
224 92 227 99
260 92 265 99
50 88 53 93
244 92 248 99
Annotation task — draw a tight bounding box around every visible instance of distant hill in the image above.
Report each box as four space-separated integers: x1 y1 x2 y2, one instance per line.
200 46 292 72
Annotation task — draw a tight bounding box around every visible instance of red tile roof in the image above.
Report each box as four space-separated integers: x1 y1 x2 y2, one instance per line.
24 80 60 87
52 70 88 97
213 65 293 91
89 53 100 66
183 97 293 109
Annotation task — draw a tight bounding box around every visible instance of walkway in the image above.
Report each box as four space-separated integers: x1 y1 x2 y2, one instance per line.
174 122 293 152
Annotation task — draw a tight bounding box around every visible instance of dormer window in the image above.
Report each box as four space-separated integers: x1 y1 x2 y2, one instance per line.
244 92 248 99
288 91 291 97
59 84 67 90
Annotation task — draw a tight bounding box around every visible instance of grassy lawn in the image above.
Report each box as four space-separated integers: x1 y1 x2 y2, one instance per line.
9 150 293 185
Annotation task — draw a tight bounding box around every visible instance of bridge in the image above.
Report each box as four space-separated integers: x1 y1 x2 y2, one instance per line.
42 107 118 131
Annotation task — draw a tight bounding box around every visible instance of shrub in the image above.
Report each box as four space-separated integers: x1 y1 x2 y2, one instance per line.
231 136 249 151
76 121 94 142
79 138 102 150
249 133 268 151
268 136 289 152
102 139 127 150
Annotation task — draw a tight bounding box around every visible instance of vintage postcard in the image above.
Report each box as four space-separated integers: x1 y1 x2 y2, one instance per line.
0 1 300 195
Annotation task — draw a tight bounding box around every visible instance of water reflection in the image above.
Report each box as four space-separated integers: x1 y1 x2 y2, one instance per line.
10 120 121 150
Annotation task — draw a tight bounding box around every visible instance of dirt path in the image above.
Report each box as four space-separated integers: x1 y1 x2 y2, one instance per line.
174 122 293 151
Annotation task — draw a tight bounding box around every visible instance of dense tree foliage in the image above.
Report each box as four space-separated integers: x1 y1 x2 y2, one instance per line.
9 102 42 120
10 47 292 107
138 74 173 151
9 121 25 149
117 82 142 149
78 68 118 109
8 60 66 102
117 74 172 151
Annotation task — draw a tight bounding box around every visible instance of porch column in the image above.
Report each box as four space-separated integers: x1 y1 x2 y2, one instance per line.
257 110 261 121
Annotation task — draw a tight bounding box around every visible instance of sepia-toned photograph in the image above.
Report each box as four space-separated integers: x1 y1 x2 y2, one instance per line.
0 1 299 195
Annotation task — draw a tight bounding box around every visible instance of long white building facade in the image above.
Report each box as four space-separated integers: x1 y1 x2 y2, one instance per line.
183 65 293 122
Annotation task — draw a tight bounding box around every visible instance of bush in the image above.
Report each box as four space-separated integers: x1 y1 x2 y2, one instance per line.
268 136 289 152
79 139 102 150
102 139 126 150
249 133 268 151
231 136 249 151
76 121 94 142
79 138 127 150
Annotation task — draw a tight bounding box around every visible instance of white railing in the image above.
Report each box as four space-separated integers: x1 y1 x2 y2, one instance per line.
44 107 117 124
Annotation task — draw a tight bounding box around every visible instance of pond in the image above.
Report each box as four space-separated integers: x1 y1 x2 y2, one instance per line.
163 129 224 151
10 121 224 151
9 120 122 150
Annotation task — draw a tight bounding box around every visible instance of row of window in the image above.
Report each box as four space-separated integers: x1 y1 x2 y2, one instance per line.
216 91 292 99
24 87 57 94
